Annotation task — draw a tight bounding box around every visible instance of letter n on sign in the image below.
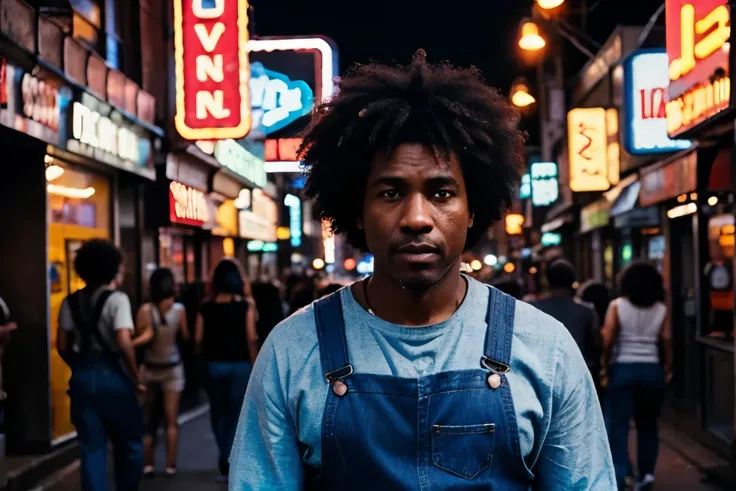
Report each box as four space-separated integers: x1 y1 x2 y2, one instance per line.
174 0 252 140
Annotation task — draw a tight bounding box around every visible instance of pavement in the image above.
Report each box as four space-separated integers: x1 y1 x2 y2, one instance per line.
34 411 731 490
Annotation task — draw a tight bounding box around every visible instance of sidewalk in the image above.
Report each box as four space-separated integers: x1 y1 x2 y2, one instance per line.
37 408 225 491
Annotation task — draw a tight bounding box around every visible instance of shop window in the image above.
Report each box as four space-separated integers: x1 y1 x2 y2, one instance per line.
46 159 111 440
703 213 735 343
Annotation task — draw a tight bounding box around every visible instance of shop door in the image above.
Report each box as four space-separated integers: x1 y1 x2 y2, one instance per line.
668 215 700 413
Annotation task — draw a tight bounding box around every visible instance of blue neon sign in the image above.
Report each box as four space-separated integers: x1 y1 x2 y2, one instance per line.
284 193 302 248
250 62 314 135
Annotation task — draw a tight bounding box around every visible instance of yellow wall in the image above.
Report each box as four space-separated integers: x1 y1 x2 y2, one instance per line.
47 164 110 440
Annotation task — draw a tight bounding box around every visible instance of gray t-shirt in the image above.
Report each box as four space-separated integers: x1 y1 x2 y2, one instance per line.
59 288 135 352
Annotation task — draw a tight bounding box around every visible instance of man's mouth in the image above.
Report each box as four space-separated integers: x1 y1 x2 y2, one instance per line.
393 243 441 263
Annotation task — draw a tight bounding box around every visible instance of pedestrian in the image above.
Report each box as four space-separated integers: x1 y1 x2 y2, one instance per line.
288 277 315 314
251 280 285 343
577 280 611 330
0 295 17 431
230 50 614 489
602 260 671 491
531 260 602 385
55 239 144 491
195 258 258 481
134 268 188 477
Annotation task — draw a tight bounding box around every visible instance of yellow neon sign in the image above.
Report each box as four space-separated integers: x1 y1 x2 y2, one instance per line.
666 76 730 135
567 108 611 192
505 214 524 235
669 3 731 81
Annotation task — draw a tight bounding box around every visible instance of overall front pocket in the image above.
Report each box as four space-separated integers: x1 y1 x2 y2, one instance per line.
430 423 496 480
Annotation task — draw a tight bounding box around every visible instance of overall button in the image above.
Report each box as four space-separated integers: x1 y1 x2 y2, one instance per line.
332 380 348 396
487 373 502 389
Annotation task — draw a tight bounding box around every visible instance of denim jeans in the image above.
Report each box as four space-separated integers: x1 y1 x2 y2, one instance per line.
204 361 252 475
604 362 666 489
68 357 144 491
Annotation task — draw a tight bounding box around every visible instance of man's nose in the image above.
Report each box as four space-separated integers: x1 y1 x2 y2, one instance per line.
399 194 434 234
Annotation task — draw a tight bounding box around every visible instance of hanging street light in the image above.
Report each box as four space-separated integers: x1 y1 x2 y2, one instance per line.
518 20 546 51
536 0 565 10
510 78 536 108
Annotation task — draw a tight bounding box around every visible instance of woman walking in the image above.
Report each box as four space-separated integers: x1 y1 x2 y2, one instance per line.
196 259 259 481
134 268 188 477
603 261 672 491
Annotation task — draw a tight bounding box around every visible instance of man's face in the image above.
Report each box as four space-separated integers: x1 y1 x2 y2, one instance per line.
361 143 473 292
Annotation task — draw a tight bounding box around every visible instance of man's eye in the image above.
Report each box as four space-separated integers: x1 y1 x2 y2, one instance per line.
434 190 454 199
380 190 400 199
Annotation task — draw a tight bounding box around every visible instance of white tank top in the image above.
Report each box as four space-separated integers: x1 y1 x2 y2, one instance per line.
612 298 667 364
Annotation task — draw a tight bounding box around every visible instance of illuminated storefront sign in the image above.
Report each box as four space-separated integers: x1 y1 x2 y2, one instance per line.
623 50 692 154
250 62 313 135
639 151 698 206
322 220 336 264
530 161 558 207
519 174 531 199
169 181 209 226
567 107 618 192
19 72 60 132
173 0 251 140
247 240 278 252
541 232 562 247
239 189 278 241
284 193 302 247
214 139 267 187
69 101 150 168
505 213 524 235
666 0 731 136
580 200 611 234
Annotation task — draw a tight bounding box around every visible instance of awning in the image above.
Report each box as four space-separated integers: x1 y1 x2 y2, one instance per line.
610 181 641 217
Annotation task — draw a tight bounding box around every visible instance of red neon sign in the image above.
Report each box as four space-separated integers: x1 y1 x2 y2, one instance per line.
174 0 251 140
169 181 209 227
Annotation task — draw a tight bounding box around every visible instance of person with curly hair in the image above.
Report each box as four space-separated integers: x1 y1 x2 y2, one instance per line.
55 239 144 491
602 260 670 490
230 51 614 489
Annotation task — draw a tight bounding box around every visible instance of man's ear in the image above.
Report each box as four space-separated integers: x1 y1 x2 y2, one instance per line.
468 213 474 228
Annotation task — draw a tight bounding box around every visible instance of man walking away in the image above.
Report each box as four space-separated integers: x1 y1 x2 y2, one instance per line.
532 259 602 386
57 239 144 491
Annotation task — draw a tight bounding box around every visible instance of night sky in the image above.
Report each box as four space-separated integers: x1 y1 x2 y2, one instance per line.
251 0 666 145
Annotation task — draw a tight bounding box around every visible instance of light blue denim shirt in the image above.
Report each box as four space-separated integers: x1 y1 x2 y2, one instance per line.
230 277 615 490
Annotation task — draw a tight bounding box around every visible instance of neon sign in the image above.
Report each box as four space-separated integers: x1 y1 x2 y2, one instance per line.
665 0 731 136
623 50 692 154
530 161 559 207
213 139 267 187
250 62 313 135
284 193 302 248
71 102 143 165
505 214 524 235
169 181 209 226
174 0 251 140
567 108 612 192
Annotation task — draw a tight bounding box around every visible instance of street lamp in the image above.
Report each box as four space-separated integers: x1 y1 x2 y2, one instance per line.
518 20 546 51
536 0 565 10
510 78 536 108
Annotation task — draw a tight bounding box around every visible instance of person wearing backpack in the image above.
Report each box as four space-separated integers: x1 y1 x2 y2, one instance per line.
56 239 145 491
133 268 188 477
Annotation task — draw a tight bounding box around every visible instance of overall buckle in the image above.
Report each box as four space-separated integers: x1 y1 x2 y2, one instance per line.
324 364 354 383
481 356 510 374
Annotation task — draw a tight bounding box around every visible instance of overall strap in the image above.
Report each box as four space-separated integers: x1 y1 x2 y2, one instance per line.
482 286 517 374
68 290 117 357
313 292 353 382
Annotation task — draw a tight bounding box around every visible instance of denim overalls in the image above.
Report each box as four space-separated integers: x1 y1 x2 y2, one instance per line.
308 286 533 490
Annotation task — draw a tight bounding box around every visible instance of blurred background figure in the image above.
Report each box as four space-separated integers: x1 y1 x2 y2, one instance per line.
577 280 611 331
134 268 188 477
195 259 259 482
318 283 344 299
251 280 285 343
531 259 602 386
602 261 671 491
491 278 523 300
289 277 316 315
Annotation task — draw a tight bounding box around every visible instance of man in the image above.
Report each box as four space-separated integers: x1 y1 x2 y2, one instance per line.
57 239 144 491
230 51 614 490
532 259 602 390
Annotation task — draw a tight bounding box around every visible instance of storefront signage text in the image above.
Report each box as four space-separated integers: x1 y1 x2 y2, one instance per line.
665 0 731 136
567 107 618 192
623 50 692 154
530 161 558 207
174 0 251 140
169 181 209 226
70 102 146 166
20 73 60 132
214 139 267 187
284 193 302 247
640 151 698 206
251 62 313 135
